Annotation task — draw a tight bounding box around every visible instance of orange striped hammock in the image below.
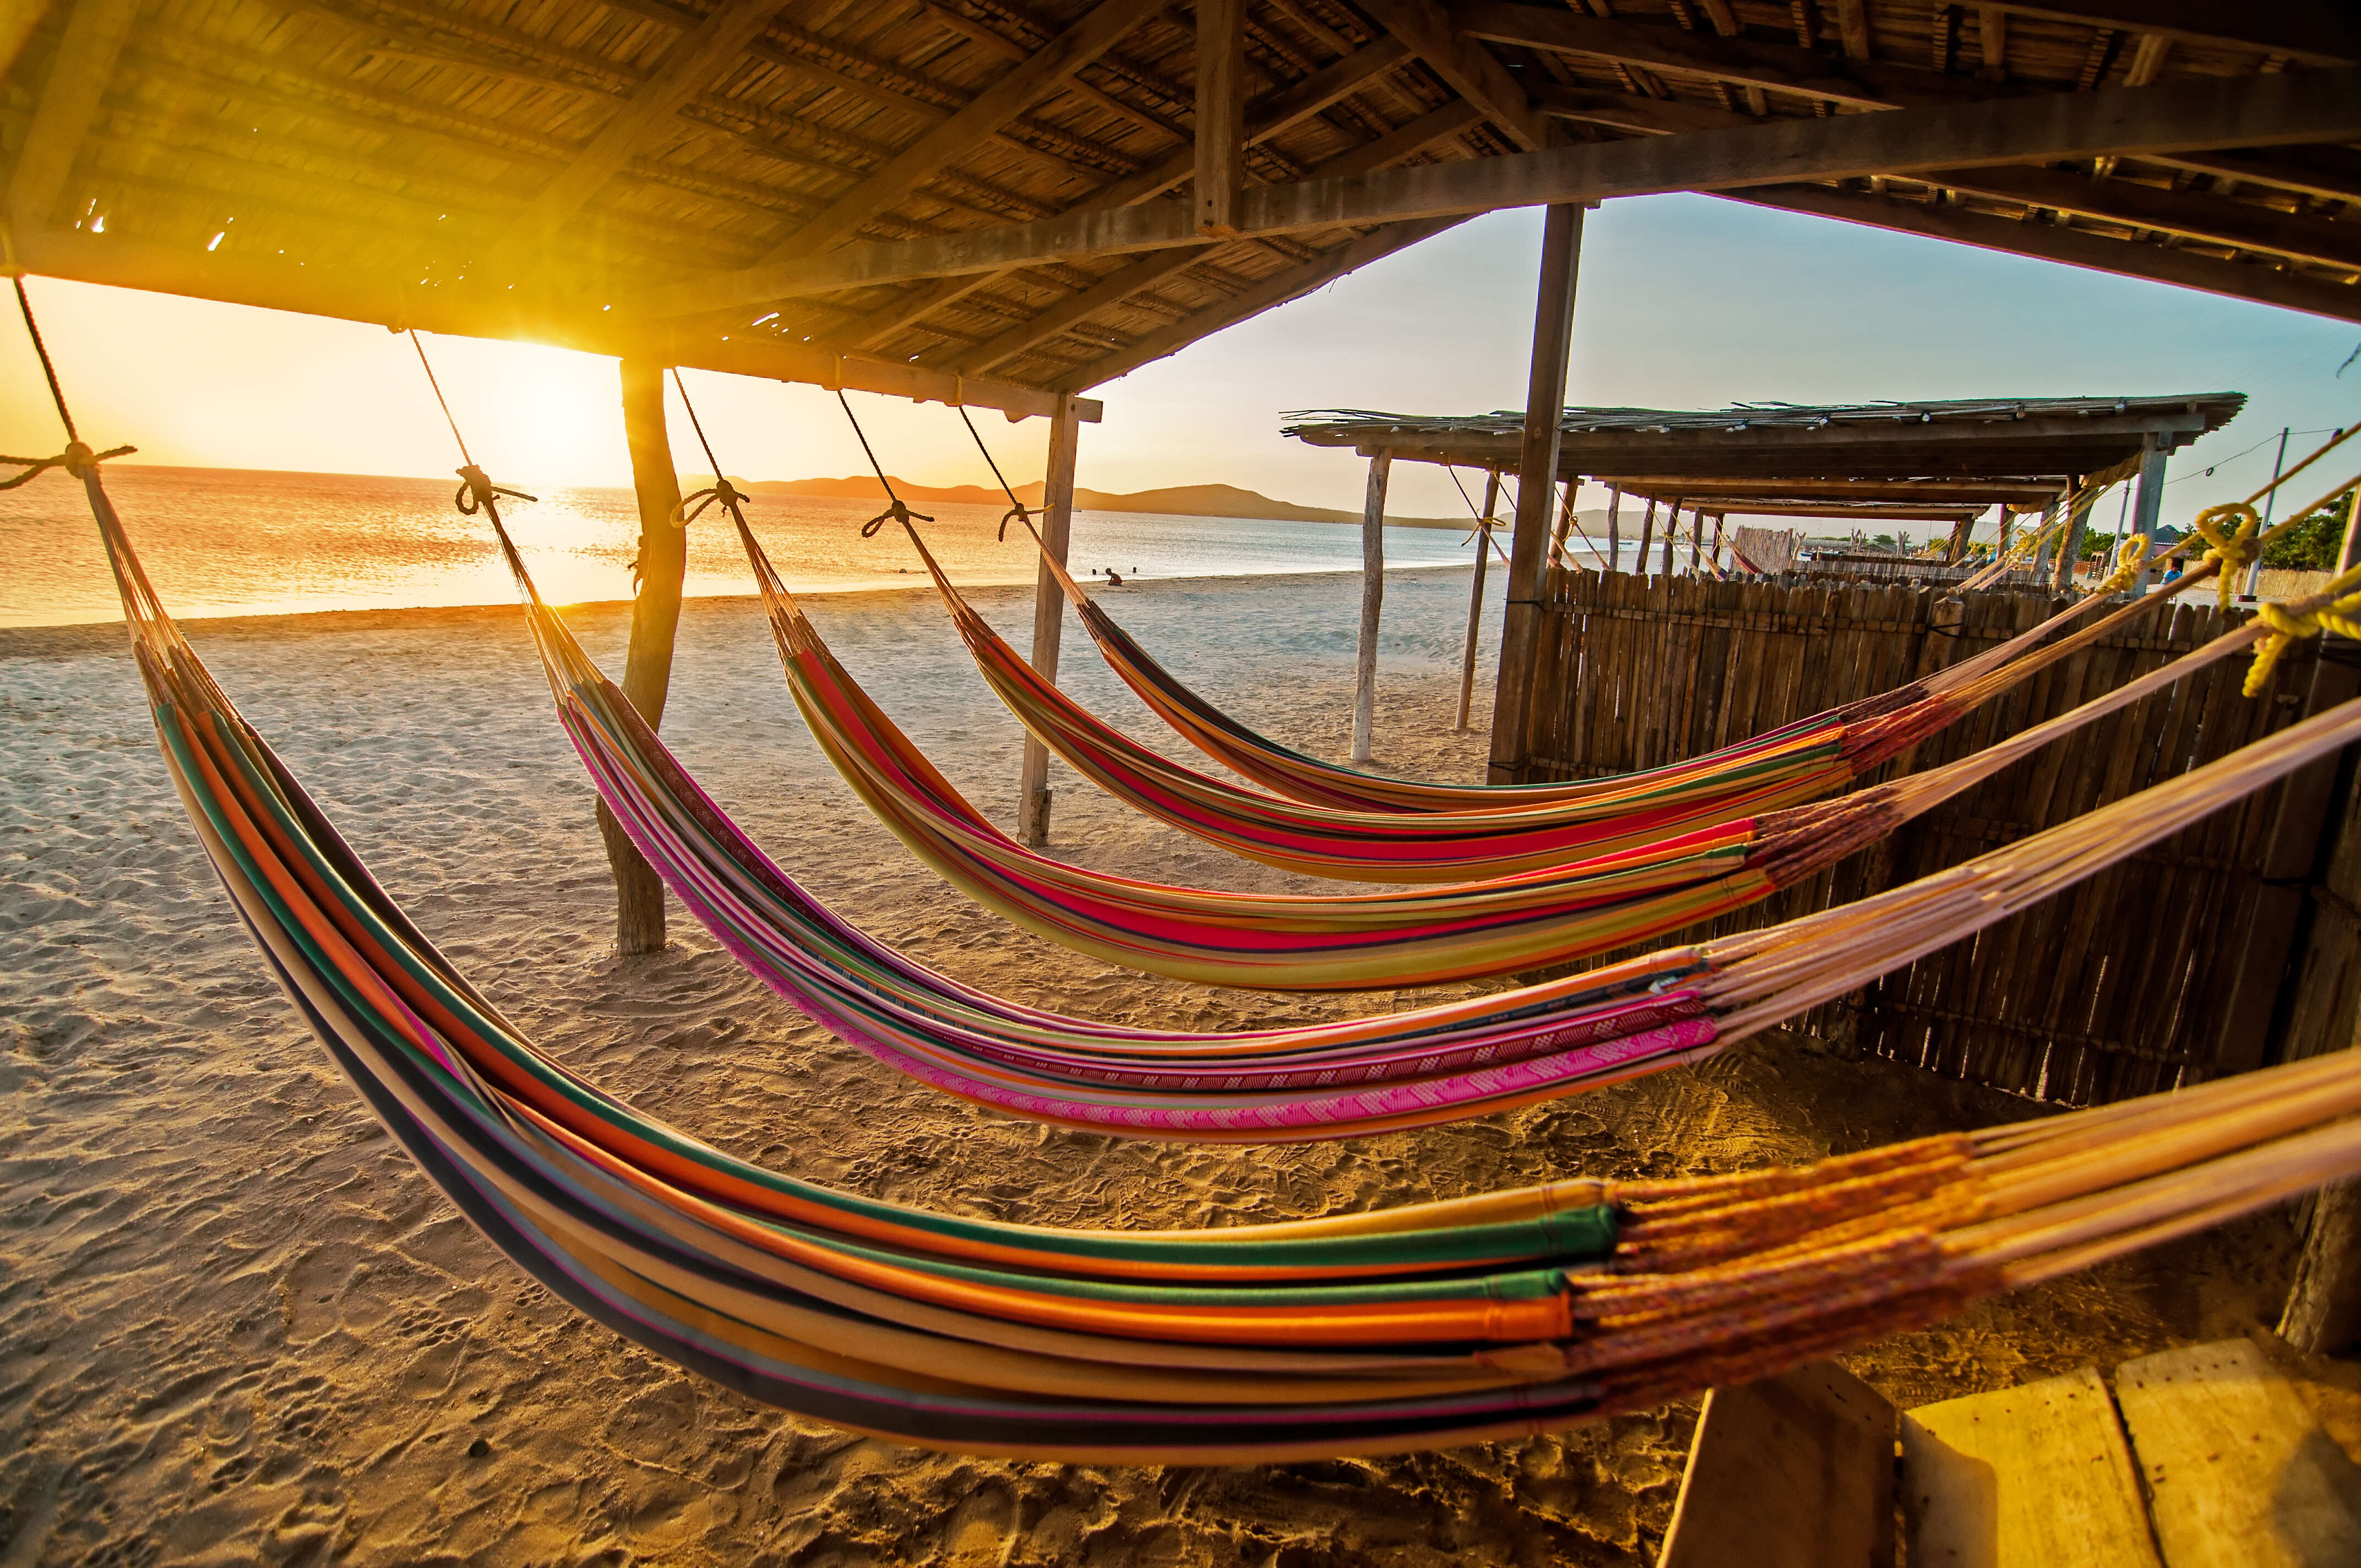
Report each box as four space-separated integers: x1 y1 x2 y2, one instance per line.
998 518 2120 822
520 516 2260 995
899 519 2148 883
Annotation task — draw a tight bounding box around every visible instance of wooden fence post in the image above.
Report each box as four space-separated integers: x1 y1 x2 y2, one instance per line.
1456 468 1498 733
1487 200 1584 785
600 356 688 955
1018 394 1082 845
1352 451 1389 763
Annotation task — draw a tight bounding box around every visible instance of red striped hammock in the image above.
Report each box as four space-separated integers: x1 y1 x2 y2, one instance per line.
900 520 2139 882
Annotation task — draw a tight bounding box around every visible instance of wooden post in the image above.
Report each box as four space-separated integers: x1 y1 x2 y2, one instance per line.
600 357 689 956
2129 432 2169 592
1605 482 1623 572
1661 499 1682 575
1686 507 1705 575
1486 202 1584 786
1549 480 1576 568
1637 496 1657 574
1352 451 1390 763
1709 513 1724 571
1945 516 1971 563
1194 0 1244 236
1018 395 1084 845
2282 1184 2361 1353
1456 468 1498 733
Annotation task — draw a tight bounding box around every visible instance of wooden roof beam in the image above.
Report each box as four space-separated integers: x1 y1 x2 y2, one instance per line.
7 0 142 232
1530 85 1753 135
2150 148 2361 209
1593 477 2069 503
1981 4 2359 67
1448 0 1992 112
746 0 1164 270
955 100 1483 375
1922 164 2361 274
1057 216 1469 388
1307 410 2218 454
1358 0 1551 150
631 63 2361 316
1197 0 1247 235
1723 182 2361 324
483 0 785 265
9 224 1095 421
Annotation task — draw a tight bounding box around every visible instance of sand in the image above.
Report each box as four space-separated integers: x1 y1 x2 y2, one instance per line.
4 566 2357 1567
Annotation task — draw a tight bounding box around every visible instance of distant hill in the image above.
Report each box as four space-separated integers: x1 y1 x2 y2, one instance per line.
741 474 1472 529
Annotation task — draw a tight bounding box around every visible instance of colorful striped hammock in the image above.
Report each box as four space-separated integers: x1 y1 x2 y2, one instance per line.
86 465 2361 1461
670 514 2264 993
1000 520 2099 817
900 519 2180 881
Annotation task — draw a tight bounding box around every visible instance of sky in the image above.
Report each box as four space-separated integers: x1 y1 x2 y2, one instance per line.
3 190 2358 535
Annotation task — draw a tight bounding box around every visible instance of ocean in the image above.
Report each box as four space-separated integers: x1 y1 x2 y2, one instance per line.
0 464 1528 627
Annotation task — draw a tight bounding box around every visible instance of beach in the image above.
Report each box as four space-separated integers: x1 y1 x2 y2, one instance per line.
6 563 2356 1566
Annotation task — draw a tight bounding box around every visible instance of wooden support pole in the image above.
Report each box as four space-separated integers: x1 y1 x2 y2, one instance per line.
1019 395 1085 844
2053 481 2091 589
1457 467 1498 733
1549 480 1576 568
600 357 689 956
1605 482 1623 571
1709 512 1724 571
1687 506 1705 574
2129 432 2169 591
1637 494 1657 572
1945 515 1971 563
1353 451 1390 763
1195 0 1246 236
1487 202 1584 786
1661 498 1683 575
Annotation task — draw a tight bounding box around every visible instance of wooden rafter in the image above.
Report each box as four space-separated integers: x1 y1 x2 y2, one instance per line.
956 99 1483 375
1727 182 2361 324
1922 163 2361 274
1984 3 2360 66
484 0 785 263
633 65 2361 316
7 0 143 231
745 0 1164 270
1358 0 1550 151
1059 216 1469 389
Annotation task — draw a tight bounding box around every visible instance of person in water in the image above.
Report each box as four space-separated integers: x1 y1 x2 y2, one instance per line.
1104 568 1124 586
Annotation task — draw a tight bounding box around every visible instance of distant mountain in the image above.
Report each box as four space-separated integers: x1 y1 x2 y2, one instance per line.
741 474 1472 529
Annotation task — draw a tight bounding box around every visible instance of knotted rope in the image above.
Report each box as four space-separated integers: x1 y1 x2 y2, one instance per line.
2190 502 2262 608
954 404 1034 542
2247 562 2361 697
4 277 133 486
835 389 932 538
406 333 538 581
668 368 748 530
2088 533 2150 597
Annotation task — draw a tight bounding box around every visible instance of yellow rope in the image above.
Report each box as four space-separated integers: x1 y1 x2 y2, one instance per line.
2190 502 2262 608
2247 560 2361 696
2089 533 2150 597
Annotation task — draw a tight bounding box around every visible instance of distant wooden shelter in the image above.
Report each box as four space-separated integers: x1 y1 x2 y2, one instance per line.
1286 391 2245 771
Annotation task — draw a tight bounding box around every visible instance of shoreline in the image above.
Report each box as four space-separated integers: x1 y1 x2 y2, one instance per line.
0 559 1483 646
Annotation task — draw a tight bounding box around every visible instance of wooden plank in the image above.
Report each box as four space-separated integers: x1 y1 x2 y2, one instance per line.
1195 0 1247 236
1992 3 2359 64
1924 164 2361 275
1901 1366 2160 1568
632 64 2361 315
2115 1339 2361 1568
1657 1360 1897 1568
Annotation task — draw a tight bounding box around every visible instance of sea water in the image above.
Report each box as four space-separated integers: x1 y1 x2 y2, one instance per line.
0 464 1534 627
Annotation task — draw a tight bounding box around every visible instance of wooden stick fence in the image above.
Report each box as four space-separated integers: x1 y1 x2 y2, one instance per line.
1517 570 2358 1107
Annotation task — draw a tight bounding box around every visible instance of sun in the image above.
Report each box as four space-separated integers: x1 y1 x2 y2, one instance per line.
485 344 628 488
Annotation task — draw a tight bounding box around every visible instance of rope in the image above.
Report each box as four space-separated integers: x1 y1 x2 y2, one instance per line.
1445 466 1512 565
406 331 535 532
2190 503 2261 607
2090 534 2150 597
955 405 1033 541
667 368 748 530
836 389 931 538
2248 562 2361 696
3 277 134 486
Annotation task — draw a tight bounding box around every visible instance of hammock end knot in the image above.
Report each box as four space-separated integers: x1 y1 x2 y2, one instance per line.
0 438 134 489
2244 559 2361 696
998 503 1031 542
453 464 536 516
2193 502 2263 608
673 476 747 529
2089 534 2151 598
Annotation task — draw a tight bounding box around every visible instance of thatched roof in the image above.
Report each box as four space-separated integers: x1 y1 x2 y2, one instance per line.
4 2 2355 417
